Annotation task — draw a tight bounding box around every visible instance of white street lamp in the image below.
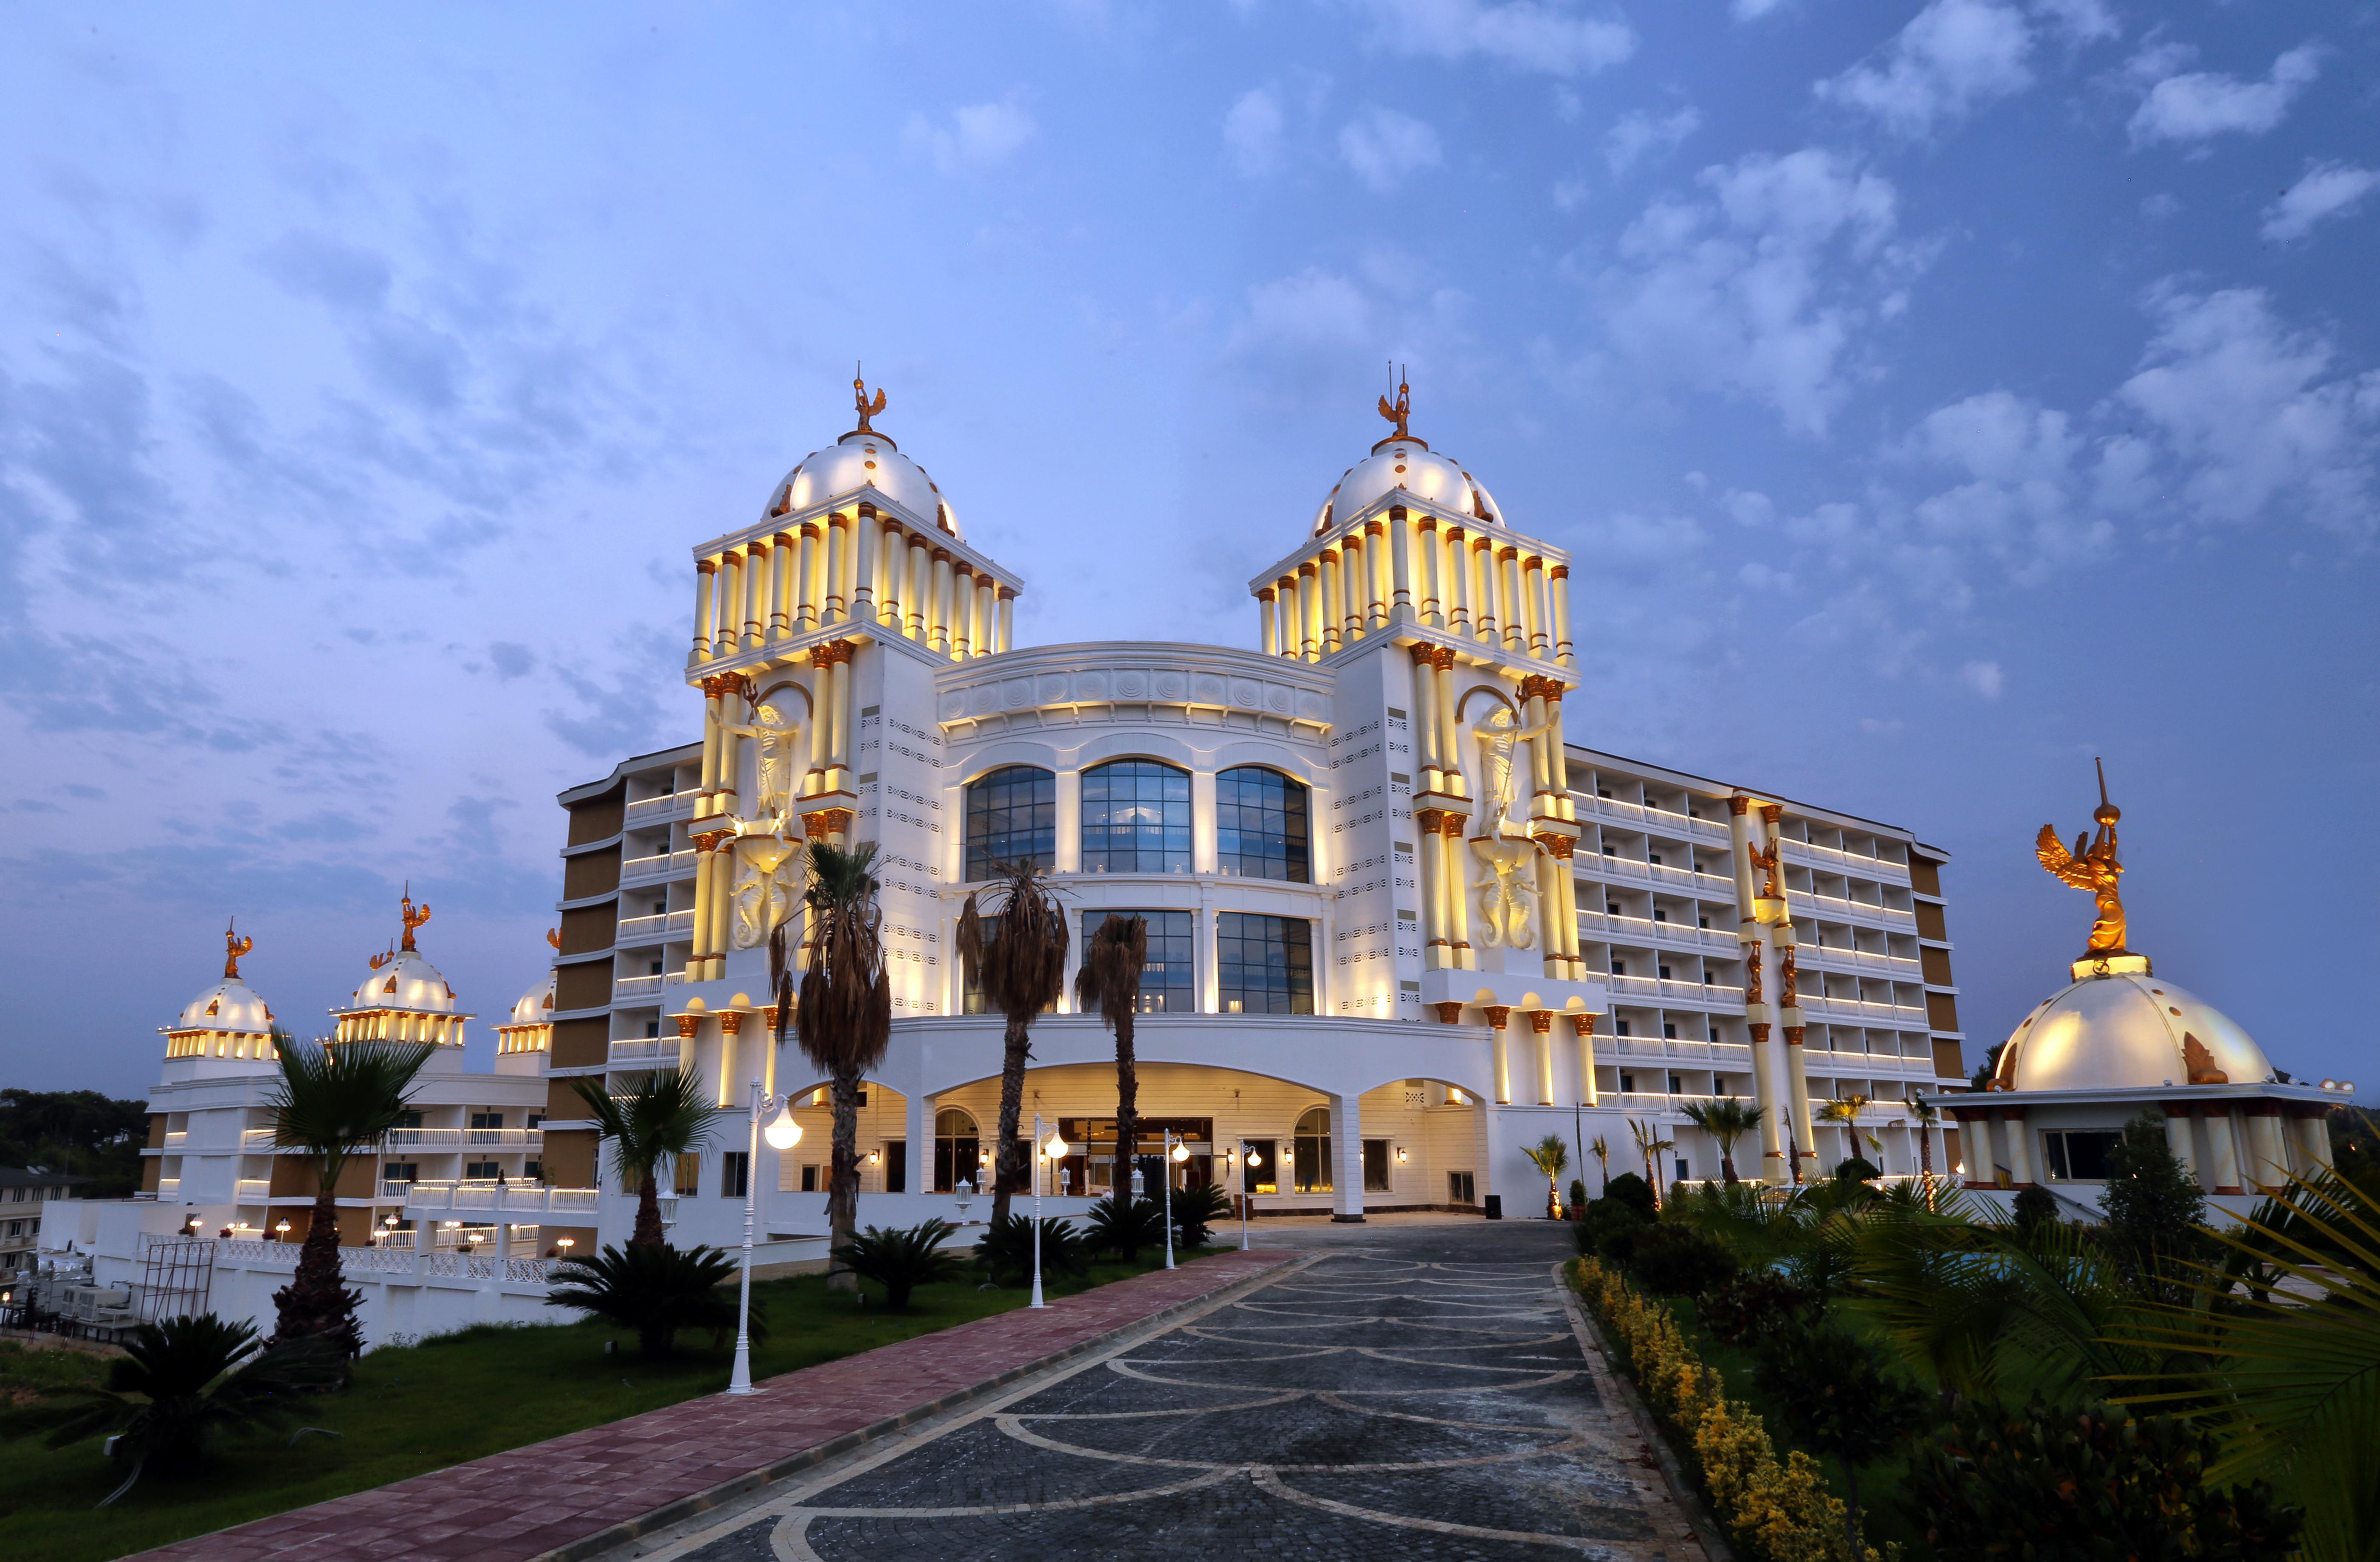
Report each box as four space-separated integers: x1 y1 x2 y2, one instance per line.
1162 1131 1185 1270
728 1075 798 1397
1030 1114 1063 1310
1237 1141 1263 1251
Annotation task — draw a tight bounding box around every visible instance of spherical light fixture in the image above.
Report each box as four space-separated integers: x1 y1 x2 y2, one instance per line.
1043 1130 1069 1161
1170 1141 1190 1163
764 1105 802 1150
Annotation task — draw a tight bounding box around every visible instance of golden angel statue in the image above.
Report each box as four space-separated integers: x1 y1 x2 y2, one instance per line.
2036 761 2126 955
853 367 887 434
1377 368 1411 440
1745 833 1782 901
223 919 254 979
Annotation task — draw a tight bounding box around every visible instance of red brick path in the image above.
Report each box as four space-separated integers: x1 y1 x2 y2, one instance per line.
127 1249 1297 1562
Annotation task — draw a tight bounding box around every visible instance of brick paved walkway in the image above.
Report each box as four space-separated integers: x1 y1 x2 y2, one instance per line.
617 1222 1713 1562
124 1249 1294 1562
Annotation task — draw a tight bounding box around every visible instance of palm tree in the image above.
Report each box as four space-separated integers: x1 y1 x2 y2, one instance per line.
1906 1094 1941 1206
571 1068 718 1249
1521 1134 1571 1219
1074 913 1148 1254
1820 1093 1879 1170
265 1032 435 1356
1627 1117 1675 1207
958 859 1069 1227
1590 1134 1611 1194
1682 1097 1766 1185
795 840 893 1291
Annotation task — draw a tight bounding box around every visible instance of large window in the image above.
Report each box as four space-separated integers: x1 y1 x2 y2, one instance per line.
1215 767 1310 882
1080 760 1191 874
964 765 1055 880
2043 1129 2121 1181
1215 913 1314 1014
933 1108 981 1193
1082 909 1196 1013
1292 1106 1332 1194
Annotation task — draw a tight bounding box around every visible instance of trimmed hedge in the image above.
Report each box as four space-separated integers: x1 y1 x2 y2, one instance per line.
1571 1257 1881 1562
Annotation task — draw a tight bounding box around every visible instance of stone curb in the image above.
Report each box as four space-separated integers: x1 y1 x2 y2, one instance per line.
526 1250 1308 1562
1553 1258 1737 1562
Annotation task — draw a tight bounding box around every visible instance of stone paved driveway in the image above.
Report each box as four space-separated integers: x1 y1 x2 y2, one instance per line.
632 1219 1709 1562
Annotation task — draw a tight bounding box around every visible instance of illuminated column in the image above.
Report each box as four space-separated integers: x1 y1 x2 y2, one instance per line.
1444 527 1471 635
976 574 998 657
1549 564 1574 666
876 521 902 632
714 551 742 657
741 539 768 651
697 676 724 812
1387 508 1413 620
691 558 717 663
1524 555 1549 659
1485 1005 1513 1105
1431 650 1463 796
770 531 795 638
1416 808 1449 967
2162 1107 2199 1181
851 504 881 625
1332 535 1359 643
1273 578 1296 656
706 843 736 978
1521 678 1554 818
1442 814 1475 969
714 679 744 816
803 654 831 795
1499 547 1527 655
2198 1108 2243 1194
1537 850 1567 980
998 587 1016 652
1409 646 1442 791
797 522 822 630
1524 1010 1552 1105
929 550 954 652
826 640 855 787
2243 1105 2290 1192
1298 561 1321 659
687 837 714 976
2293 1109 2332 1174
1366 519 1391 629
2001 1106 2036 1186
906 533 931 639
948 565 974 657
1729 794 1785 1181
1469 539 1497 646
1317 547 1343 653
820 515 847 623
1573 1013 1599 1106
717 1011 743 1108
1416 516 1442 626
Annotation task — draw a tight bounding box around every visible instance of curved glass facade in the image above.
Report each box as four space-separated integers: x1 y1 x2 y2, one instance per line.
964 765 1055 880
1214 766 1310 882
1080 760 1192 874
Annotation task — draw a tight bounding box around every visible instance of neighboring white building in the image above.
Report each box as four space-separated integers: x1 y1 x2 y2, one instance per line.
538 379 1971 1250
2 1168 90 1278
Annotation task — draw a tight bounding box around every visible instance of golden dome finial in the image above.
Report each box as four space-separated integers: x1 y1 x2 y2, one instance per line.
399 883 431 952
852 363 887 435
2036 759 2128 959
223 918 254 979
1376 363 1412 441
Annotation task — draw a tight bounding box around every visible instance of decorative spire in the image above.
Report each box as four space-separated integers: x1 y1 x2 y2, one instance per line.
223 918 254 980
852 363 887 435
2034 759 2130 962
399 883 432 953
1376 364 1412 441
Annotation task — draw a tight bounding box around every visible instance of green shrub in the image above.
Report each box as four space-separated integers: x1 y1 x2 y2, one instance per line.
2012 1183 2059 1232
1753 1321 1929 1556
1906 1396 2301 1562
976 1212 1087 1286
1832 1156 1880 1185
1083 1195 1167 1259
1699 1270 1819 1347
832 1219 968 1311
1574 1193 1655 1260
1568 1178 1589 1213
1167 1179 1231 1251
1603 1170 1658 1216
1625 1222 1741 1298
544 1242 752 1360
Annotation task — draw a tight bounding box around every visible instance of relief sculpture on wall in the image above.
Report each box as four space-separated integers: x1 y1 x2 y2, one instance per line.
729 827 806 951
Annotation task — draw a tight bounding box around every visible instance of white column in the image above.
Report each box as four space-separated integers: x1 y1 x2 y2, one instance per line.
692 559 717 663
822 516 848 623
1549 564 1574 666
1260 589 1280 655
997 588 1015 652
770 531 795 639
797 522 822 629
976 575 998 657
1417 518 1443 627
715 550 742 656
1328 1091 1365 1221
1319 548 1343 653
2200 1108 2243 1193
741 540 768 651
906 534 931 640
930 550 954 652
850 505 880 625
2163 1110 2199 1184
1524 555 1549 659
1388 508 1414 621
1299 563 1322 658
1443 527 1470 636
877 521 902 632
1487 1007 1512 1105
2003 1108 2036 1186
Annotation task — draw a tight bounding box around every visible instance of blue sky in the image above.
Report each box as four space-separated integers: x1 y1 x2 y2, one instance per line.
2 2 2373 1100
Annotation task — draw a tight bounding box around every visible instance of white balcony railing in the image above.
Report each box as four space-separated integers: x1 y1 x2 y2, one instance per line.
607 1038 680 1067
403 1180 601 1218
155 1178 181 1197
241 1128 277 1150
612 975 665 998
162 1131 188 1148
383 1127 542 1150
621 848 698 885
1785 837 1911 884
615 909 695 943
235 1179 271 1201
623 792 695 826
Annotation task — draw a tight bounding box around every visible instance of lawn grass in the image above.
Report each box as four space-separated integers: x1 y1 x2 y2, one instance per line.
0 1248 1210 1562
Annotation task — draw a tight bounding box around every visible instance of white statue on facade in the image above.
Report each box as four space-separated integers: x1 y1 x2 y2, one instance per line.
1470 835 1540 949
719 700 802 823
1469 702 1556 838
729 827 806 951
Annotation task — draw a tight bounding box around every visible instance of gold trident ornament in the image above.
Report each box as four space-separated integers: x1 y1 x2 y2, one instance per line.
223 919 254 979
2036 758 2127 956
398 884 432 952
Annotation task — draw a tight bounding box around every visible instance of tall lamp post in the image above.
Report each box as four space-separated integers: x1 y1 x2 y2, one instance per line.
1235 1140 1263 1250
1162 1131 1184 1270
1031 1115 1071 1310
726 1077 803 1397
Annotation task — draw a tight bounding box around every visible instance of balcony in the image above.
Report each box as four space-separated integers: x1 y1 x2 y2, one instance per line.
162 1130 188 1148
612 974 668 998
1800 891 1916 931
623 792 696 827
403 1180 602 1219
607 1038 680 1067
1785 837 1910 885
1800 944 1921 981
615 909 695 943
383 1128 543 1150
1603 974 1746 1010
235 1179 270 1202
1580 910 1741 953
155 1177 181 1197
621 848 698 886
241 1128 277 1150
1799 994 1929 1029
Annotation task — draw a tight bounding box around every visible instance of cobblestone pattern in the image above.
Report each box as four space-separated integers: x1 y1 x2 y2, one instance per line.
643 1236 1710 1562
118 1249 1292 1562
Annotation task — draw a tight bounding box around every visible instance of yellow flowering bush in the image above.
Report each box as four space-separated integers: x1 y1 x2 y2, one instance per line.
1572 1258 1875 1562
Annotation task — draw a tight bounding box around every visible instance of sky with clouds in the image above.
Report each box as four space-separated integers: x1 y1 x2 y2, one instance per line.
3 1 2373 1100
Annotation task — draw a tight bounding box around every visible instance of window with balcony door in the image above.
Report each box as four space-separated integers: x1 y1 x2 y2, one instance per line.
933 1108 982 1194
964 765 1055 880
1215 766 1310 881
1292 1107 1332 1193
1080 760 1191 874
1082 909 1196 1012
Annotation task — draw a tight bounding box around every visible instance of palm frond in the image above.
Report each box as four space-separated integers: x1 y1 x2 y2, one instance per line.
797 840 891 1078
570 1069 717 1190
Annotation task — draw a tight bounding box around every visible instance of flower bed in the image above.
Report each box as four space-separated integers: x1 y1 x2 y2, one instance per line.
1571 1257 1881 1562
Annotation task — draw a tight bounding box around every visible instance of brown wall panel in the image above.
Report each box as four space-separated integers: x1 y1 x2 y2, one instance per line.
141 1156 161 1193
1909 857 1943 897
1926 992 1962 1032
1915 902 1947 942
550 1015 611 1069
147 1114 169 1149
568 786 626 846
560 903 618 956
1921 947 1955 986
556 962 613 1013
563 849 621 901
540 1128 598 1190
1933 1039 1971 1081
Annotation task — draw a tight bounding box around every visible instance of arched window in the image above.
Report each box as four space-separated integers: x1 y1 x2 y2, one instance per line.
964 765 1055 880
1215 766 1310 882
1292 1106 1332 1194
1080 760 1190 874
933 1108 982 1194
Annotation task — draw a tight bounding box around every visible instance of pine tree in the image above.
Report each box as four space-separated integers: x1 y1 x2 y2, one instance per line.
2099 1111 2208 1302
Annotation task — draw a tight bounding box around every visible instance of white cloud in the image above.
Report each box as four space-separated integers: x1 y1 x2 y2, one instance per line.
1349 0 1634 76
1338 107 1443 192
1241 268 1373 349
2127 42 2321 147
2032 0 2118 44
905 97 1038 173
1594 148 1914 435
1552 178 1590 212
1732 0 1788 20
2262 163 2379 243
1603 105 1701 175
1959 660 2005 699
1224 87 1287 177
1816 0 2036 137
2118 286 2380 535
